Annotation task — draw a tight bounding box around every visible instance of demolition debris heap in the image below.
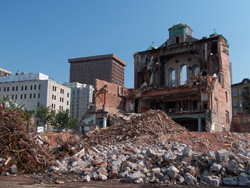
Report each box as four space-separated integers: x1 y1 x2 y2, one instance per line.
0 105 51 173
82 109 187 147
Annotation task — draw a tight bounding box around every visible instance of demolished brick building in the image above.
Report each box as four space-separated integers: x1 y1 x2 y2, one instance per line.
133 24 232 132
80 24 232 133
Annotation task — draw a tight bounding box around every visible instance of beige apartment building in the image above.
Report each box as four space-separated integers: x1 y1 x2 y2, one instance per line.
0 73 71 126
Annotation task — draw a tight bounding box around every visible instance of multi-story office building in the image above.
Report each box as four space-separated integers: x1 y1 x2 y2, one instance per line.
0 73 71 126
0 68 11 77
64 82 94 121
232 78 250 116
68 54 127 86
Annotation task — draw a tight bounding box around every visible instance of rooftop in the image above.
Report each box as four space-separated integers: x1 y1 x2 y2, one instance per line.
68 54 127 66
0 73 49 83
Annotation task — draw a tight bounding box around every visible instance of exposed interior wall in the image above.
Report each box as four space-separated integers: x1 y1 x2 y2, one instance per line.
95 79 126 113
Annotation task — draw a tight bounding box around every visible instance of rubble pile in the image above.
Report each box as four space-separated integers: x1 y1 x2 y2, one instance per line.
50 133 82 160
83 110 187 147
0 105 52 174
37 141 250 186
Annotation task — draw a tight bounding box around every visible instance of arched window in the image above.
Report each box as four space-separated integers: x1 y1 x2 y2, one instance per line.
194 66 200 77
181 65 187 85
169 68 176 87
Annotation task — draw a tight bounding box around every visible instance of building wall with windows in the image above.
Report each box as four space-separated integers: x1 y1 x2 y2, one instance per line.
0 73 71 126
133 23 232 132
231 78 250 116
68 54 127 86
65 82 94 121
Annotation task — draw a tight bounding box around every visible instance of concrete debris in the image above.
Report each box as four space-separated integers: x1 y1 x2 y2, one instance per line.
2 103 250 187
30 140 250 187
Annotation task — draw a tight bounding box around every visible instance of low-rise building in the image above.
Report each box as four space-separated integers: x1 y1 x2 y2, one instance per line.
231 78 250 116
0 72 71 126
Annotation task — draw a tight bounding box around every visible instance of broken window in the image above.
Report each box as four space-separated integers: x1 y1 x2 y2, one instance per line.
193 101 198 110
181 65 187 85
169 69 176 87
211 42 218 55
226 111 229 124
194 66 200 77
176 37 179 43
214 99 218 113
201 71 207 76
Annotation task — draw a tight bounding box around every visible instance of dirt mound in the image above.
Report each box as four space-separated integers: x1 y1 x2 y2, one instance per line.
83 109 187 147
0 105 51 174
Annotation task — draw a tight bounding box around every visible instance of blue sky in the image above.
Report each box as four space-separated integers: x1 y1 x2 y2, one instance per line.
0 0 250 88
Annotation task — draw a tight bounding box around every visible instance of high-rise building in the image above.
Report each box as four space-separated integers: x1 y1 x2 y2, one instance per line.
0 68 11 77
0 73 71 126
64 82 94 121
68 54 127 86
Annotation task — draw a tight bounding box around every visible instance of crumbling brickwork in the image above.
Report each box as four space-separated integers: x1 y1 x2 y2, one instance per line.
132 24 232 132
94 79 127 114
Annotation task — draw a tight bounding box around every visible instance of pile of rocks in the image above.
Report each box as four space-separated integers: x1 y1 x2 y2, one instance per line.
39 141 250 186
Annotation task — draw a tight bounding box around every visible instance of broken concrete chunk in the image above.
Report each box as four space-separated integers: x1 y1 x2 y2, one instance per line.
239 173 250 187
202 175 220 187
183 146 193 157
216 149 229 163
222 176 238 186
126 171 144 183
10 165 18 174
210 163 222 173
98 174 107 181
82 175 90 182
184 173 197 185
166 165 179 179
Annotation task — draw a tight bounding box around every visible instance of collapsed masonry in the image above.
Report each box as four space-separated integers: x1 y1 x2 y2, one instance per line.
80 24 232 133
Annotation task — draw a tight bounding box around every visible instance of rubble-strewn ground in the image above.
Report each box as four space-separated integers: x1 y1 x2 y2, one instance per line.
1 107 250 187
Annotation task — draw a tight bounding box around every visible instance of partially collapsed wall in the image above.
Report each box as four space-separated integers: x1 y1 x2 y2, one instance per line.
80 24 232 133
133 24 232 132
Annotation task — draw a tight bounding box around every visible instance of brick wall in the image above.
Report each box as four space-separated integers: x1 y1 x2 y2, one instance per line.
95 79 126 113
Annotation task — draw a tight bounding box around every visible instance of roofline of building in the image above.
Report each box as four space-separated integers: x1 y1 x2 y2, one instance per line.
232 78 250 87
0 68 12 74
134 35 226 55
68 54 127 67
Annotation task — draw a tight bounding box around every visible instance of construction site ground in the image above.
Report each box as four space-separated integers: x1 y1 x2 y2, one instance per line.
1 108 249 187
0 174 240 188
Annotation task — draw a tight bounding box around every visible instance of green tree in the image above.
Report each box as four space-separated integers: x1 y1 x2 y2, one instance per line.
68 118 79 130
53 109 70 129
35 105 55 131
53 110 79 130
